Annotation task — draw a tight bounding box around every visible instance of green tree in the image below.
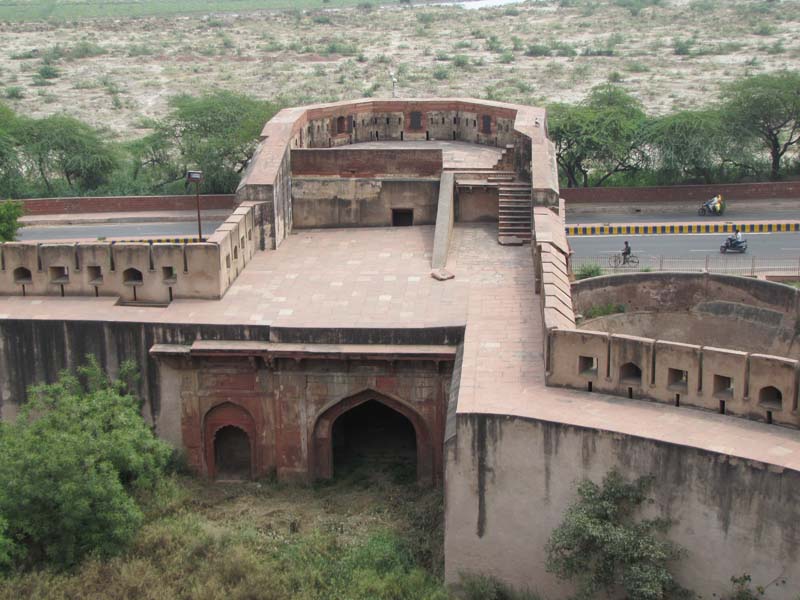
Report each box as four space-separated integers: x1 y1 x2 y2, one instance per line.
546 469 687 600
644 109 732 183
0 200 23 241
722 71 800 180
549 85 647 187
0 356 170 570
12 114 118 193
0 104 21 198
166 91 278 193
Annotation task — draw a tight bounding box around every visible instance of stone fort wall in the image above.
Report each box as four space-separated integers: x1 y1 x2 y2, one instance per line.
236 98 558 249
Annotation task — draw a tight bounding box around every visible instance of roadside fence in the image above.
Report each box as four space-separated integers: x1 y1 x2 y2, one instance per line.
571 254 800 277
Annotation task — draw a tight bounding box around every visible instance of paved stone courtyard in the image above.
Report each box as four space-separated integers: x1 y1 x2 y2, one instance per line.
2 222 798 469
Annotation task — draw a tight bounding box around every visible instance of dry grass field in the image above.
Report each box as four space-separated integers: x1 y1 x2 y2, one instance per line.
0 0 797 139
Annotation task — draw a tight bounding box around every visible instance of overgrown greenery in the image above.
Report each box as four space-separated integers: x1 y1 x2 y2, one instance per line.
0 91 277 198
546 469 687 600
584 302 625 319
550 71 800 186
0 434 454 599
0 357 171 572
0 200 22 241
575 263 603 280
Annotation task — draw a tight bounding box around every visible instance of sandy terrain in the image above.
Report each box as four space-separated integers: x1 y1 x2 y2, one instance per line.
0 0 798 139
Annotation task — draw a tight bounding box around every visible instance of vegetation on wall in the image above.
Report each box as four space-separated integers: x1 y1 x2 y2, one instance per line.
546 469 688 600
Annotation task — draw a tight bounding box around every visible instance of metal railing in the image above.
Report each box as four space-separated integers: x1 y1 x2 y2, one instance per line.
571 255 800 277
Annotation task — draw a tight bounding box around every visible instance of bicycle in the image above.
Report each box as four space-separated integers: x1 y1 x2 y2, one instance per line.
609 253 639 268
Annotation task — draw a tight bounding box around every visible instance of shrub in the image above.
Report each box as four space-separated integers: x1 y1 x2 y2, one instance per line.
608 70 623 82
4 86 23 99
432 65 449 80
583 302 625 319
753 23 776 36
525 44 550 57
546 469 688 600
0 357 171 570
499 50 515 64
453 54 470 68
67 41 106 59
0 200 23 241
37 63 60 79
673 38 693 55
575 263 603 279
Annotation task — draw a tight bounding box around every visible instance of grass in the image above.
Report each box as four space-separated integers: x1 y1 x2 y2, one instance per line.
575 263 603 280
584 302 626 319
0 0 404 21
0 465 448 600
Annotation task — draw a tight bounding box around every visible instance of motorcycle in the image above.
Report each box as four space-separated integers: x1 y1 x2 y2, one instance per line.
698 196 725 216
720 236 747 254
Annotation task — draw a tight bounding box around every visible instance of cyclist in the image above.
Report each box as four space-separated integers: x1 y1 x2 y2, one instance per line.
621 241 632 265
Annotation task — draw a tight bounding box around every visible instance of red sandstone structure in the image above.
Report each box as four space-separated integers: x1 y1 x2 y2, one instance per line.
0 98 797 598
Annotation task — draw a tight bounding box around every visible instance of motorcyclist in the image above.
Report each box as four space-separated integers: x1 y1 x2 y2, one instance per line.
734 227 742 243
621 241 632 264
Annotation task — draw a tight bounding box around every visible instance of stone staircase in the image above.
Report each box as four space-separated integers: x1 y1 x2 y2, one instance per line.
497 181 532 245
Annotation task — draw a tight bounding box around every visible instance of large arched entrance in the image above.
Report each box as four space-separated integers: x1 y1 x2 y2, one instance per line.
214 426 252 480
312 390 433 484
332 400 417 483
204 402 257 480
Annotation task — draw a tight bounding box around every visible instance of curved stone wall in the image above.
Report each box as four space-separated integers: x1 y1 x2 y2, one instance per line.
237 97 559 248
572 272 800 356
546 272 800 428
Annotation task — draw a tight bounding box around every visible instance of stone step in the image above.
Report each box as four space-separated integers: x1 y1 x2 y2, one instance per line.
499 223 532 232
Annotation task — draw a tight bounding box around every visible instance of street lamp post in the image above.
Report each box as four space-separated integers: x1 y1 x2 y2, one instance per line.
186 170 204 242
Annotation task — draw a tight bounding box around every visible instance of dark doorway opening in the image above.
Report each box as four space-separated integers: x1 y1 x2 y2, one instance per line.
214 426 251 480
392 209 413 227
332 400 417 483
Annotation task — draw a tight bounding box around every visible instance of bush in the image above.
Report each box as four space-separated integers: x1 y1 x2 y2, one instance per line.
432 65 449 80
575 263 603 279
0 200 23 241
36 64 60 79
453 54 470 68
583 302 625 319
4 87 23 99
525 44 550 57
0 357 171 570
673 38 693 56
546 470 687 600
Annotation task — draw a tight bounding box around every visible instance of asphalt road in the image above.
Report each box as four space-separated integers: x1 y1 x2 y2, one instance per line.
565 208 799 224
17 220 226 241
568 231 800 259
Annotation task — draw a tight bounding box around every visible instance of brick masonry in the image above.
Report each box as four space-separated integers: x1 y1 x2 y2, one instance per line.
290 148 443 178
15 194 236 216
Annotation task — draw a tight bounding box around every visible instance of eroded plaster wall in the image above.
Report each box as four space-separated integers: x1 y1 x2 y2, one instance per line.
573 273 800 357
291 178 439 228
445 414 800 600
155 355 452 483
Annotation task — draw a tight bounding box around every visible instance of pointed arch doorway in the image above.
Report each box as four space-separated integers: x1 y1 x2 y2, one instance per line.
204 402 257 480
312 390 434 485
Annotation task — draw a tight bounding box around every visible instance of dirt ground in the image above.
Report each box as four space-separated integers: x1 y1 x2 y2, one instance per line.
0 0 798 139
